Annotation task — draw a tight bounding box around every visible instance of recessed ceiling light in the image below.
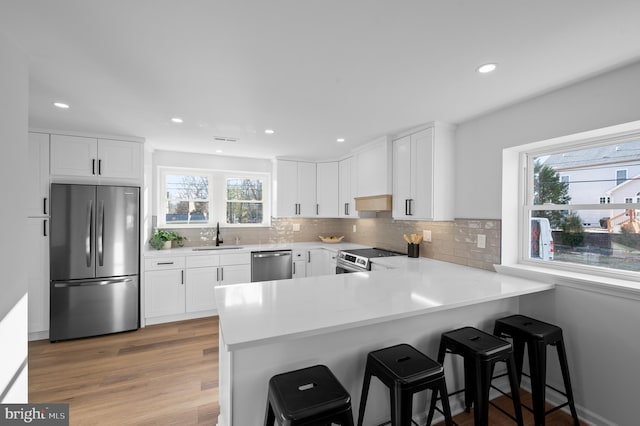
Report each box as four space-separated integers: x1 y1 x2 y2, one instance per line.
477 63 497 74
53 102 70 109
337 138 345 143
264 129 275 135
215 149 223 154
171 117 183 123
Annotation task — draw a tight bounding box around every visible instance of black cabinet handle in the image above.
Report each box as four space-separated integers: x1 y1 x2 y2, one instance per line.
43 197 48 215
181 270 184 285
92 159 96 175
316 204 319 215
43 219 47 237
98 159 102 175
157 261 174 265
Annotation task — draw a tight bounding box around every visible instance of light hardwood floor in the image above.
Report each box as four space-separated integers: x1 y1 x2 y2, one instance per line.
29 317 218 425
29 316 583 425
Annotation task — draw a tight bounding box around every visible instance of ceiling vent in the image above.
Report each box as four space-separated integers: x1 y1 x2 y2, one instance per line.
213 136 238 143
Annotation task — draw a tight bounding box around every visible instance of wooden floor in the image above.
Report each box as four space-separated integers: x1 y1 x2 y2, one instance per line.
29 316 218 425
29 316 583 425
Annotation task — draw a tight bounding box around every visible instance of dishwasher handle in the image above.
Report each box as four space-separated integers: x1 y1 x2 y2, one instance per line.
252 251 291 258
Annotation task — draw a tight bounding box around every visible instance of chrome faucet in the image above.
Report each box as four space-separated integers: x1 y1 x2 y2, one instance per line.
215 222 223 246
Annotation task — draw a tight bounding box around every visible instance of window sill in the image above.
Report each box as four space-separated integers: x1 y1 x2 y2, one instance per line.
495 263 640 301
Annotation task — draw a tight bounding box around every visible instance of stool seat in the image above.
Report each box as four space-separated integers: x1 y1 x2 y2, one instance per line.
494 315 580 426
265 364 354 425
357 343 453 426
427 326 524 426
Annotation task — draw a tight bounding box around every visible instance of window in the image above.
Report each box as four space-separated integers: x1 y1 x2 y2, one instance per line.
522 137 640 275
616 169 628 185
159 167 270 228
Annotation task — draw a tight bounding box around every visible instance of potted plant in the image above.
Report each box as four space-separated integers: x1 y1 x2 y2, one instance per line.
149 229 186 250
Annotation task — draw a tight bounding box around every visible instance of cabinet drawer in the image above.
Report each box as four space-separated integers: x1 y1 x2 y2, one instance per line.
219 252 251 266
292 249 306 259
145 256 185 271
186 255 219 268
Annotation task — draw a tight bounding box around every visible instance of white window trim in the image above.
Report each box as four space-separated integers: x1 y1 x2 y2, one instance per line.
501 119 640 291
157 166 271 228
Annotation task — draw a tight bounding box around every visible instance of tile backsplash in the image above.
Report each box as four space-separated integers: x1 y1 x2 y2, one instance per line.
165 214 501 271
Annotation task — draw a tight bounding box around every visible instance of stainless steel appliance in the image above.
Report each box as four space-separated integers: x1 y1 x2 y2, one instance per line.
336 248 403 273
49 184 140 341
251 250 293 282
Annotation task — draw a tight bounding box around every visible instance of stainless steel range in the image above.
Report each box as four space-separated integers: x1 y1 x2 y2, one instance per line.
336 248 403 273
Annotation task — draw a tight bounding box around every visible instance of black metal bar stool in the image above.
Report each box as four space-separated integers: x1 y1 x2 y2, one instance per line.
493 314 580 426
426 326 524 426
264 364 354 426
357 343 453 426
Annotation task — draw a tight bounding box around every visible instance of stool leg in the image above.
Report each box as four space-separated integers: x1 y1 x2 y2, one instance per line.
390 385 413 426
427 340 449 424
357 364 372 426
529 340 547 426
556 340 580 426
264 399 275 426
512 339 526 385
438 379 454 426
472 358 491 426
426 384 439 425
506 355 525 426
464 356 475 413
339 407 355 426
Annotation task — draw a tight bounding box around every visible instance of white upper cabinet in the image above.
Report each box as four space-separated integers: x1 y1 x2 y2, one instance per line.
50 134 142 183
274 159 317 217
338 156 358 217
316 161 339 217
355 136 392 197
392 123 454 221
27 132 50 218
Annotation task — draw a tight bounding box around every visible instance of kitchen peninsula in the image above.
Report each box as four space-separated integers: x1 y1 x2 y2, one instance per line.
214 257 553 426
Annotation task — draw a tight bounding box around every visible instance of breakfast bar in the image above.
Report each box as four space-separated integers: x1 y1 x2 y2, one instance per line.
214 258 553 426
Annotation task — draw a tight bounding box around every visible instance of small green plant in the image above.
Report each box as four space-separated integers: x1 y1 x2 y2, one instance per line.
149 229 186 250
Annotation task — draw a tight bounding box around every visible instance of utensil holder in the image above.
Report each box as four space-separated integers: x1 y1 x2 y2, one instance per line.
407 243 420 258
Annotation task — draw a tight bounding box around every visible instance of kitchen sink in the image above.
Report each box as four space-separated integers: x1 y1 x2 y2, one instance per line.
192 246 244 251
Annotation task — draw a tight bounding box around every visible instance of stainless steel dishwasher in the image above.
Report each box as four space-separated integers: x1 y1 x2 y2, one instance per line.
251 250 293 282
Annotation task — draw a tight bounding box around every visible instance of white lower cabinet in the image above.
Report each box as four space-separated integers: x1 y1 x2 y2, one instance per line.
144 252 250 324
292 250 306 278
306 249 336 277
27 217 49 336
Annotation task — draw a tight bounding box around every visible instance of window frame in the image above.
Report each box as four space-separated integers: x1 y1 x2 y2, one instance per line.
157 166 271 229
504 122 640 282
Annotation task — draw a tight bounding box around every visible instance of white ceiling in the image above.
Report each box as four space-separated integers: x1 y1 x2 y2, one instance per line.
2 1 640 161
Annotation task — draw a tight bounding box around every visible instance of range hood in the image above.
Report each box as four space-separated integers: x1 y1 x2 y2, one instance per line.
354 194 392 212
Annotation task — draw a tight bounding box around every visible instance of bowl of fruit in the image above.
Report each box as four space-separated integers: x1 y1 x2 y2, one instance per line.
319 235 344 244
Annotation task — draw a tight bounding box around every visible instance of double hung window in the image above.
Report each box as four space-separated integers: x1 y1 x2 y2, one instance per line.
522 136 640 274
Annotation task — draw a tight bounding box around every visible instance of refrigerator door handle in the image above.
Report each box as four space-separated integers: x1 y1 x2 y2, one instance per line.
86 200 93 268
54 278 134 288
97 200 104 267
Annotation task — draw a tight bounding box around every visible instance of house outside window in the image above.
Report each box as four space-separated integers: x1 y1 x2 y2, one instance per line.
616 169 628 185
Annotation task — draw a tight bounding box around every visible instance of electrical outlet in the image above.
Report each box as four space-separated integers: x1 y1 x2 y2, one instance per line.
352 224 357 233
423 230 432 242
293 223 300 232
477 234 486 249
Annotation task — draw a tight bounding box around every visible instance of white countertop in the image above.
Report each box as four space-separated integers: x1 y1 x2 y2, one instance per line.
215 257 554 350
144 241 366 257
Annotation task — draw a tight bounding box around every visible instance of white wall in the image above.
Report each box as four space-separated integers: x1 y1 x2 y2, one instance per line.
455 59 640 219
0 32 29 402
455 60 640 425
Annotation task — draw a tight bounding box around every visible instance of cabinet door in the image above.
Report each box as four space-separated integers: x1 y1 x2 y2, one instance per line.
316 162 339 217
339 156 357 217
27 217 49 334
186 266 218 312
307 249 335 277
392 135 412 219
411 128 434 219
356 137 391 197
220 264 251 285
297 161 317 216
145 269 185 317
98 139 142 181
292 260 306 278
50 134 98 177
27 132 50 217
275 160 298 217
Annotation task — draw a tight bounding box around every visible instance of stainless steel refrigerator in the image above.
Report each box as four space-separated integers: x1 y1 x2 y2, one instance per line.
49 184 140 341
